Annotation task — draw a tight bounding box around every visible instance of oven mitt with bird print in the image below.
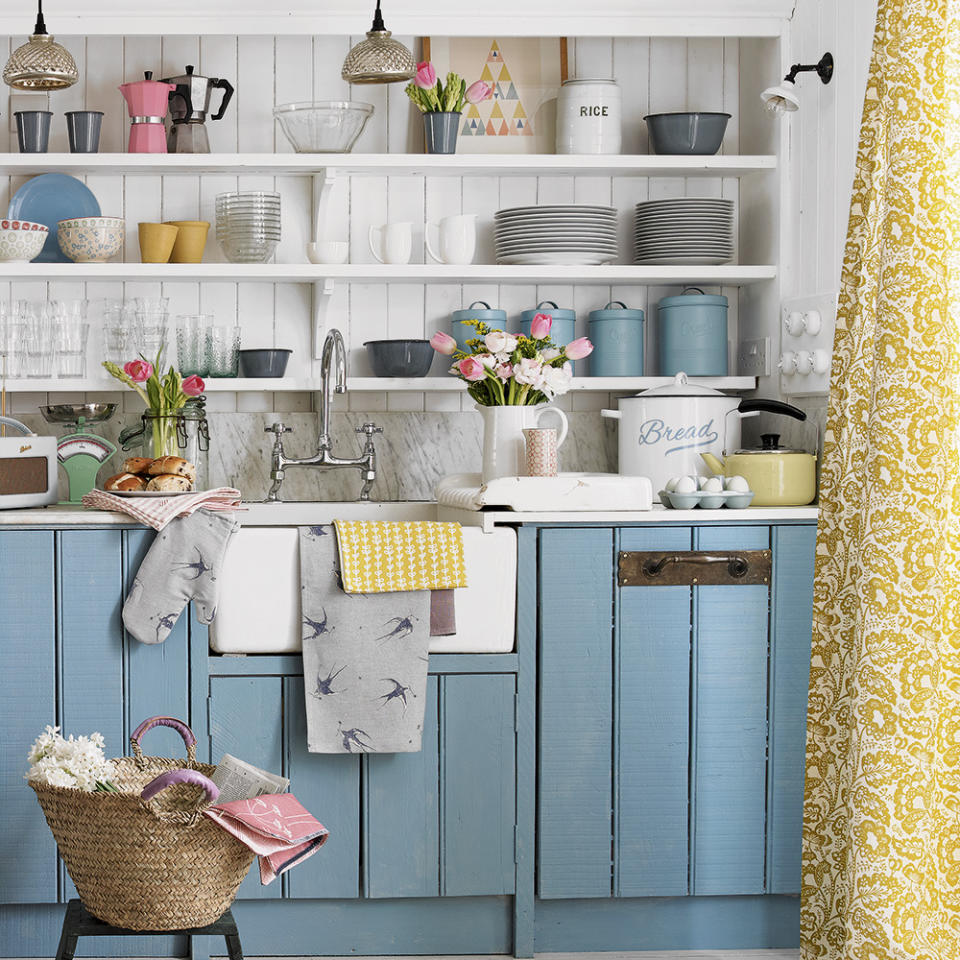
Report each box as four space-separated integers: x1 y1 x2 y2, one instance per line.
123 510 240 645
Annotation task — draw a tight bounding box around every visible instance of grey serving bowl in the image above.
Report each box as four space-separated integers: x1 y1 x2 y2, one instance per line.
644 112 731 155
238 348 292 378
364 339 434 378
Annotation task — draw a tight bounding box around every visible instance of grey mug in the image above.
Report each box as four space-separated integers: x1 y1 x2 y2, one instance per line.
15 111 53 153
65 111 104 154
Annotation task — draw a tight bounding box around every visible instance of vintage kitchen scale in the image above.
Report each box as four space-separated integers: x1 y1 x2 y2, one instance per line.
40 404 118 502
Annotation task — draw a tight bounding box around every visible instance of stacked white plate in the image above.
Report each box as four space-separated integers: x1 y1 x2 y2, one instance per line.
633 197 734 265
494 204 617 265
216 191 282 263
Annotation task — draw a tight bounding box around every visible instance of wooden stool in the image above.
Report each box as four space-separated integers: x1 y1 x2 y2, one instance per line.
55 899 243 960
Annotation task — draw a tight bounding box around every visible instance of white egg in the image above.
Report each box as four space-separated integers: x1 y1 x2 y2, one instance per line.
665 477 680 492
725 475 750 492
674 476 697 494
702 476 724 493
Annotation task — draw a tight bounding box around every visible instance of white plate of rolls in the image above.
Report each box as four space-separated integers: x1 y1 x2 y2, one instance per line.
103 455 197 495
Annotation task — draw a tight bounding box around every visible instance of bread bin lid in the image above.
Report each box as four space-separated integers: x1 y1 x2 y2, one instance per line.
589 301 644 323
521 300 576 322
635 372 730 398
452 300 507 323
659 286 728 309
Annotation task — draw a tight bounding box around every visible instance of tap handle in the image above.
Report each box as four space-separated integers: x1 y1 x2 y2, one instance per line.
266 422 292 435
356 422 383 437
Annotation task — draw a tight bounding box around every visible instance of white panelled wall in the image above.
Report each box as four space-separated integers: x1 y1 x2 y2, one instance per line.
0 34 755 419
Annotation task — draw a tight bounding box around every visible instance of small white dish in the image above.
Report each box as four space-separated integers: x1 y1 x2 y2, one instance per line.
307 240 349 264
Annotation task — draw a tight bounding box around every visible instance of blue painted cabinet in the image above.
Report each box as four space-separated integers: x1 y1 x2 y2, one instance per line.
537 522 816 901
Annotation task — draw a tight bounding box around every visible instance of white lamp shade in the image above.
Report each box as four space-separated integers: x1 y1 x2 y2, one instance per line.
761 83 800 114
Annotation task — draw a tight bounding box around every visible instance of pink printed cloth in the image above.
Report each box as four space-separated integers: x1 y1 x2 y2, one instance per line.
81 487 244 531
203 794 329 885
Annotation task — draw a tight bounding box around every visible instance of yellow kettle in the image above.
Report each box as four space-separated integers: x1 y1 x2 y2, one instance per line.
701 434 817 506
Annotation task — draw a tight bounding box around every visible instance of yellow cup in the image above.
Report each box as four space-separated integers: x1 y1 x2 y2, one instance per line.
164 220 210 264
138 222 179 263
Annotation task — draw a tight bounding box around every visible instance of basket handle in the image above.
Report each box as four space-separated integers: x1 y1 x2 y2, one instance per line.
130 716 197 765
141 768 220 805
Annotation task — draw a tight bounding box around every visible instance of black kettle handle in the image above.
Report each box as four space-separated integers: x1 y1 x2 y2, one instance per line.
170 82 193 117
210 78 234 122
738 397 807 421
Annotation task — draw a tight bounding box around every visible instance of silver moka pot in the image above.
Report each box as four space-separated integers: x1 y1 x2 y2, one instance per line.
162 64 234 153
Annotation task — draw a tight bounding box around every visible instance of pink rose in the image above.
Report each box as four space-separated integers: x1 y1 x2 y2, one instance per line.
564 337 594 360
529 313 552 339
457 356 487 382
415 61 437 89
465 80 493 104
123 359 153 382
430 331 458 355
182 374 205 397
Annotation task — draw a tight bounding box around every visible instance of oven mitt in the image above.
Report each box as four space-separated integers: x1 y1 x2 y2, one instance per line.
123 510 240 645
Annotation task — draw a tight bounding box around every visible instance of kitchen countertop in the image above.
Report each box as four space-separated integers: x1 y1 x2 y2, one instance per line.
0 501 820 528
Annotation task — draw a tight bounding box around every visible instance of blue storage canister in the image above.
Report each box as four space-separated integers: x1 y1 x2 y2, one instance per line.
588 301 645 376
519 300 578 370
450 301 508 351
657 287 728 376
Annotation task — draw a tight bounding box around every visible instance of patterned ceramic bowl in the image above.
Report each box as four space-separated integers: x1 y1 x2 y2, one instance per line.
57 217 125 263
0 219 48 263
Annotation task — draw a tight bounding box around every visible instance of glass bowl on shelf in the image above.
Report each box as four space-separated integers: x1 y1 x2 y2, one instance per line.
273 101 375 153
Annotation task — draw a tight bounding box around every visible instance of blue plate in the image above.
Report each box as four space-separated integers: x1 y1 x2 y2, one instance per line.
8 174 101 263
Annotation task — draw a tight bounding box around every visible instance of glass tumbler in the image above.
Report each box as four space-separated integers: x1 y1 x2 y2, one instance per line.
19 301 54 378
54 320 90 377
207 325 241 377
176 314 213 376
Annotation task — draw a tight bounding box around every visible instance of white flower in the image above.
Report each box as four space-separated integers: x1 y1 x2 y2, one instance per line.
476 353 497 369
541 361 573 399
25 726 116 792
542 348 561 361
484 331 518 354
514 357 545 388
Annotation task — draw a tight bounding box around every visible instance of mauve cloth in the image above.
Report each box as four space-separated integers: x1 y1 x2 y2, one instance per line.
430 589 457 636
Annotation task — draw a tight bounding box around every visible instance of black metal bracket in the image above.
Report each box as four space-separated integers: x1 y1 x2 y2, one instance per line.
784 52 834 85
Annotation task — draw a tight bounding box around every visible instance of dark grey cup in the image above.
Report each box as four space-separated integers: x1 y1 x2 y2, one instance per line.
238 348 292 378
15 111 53 153
423 111 461 155
364 339 434 377
644 112 731 155
65 111 104 153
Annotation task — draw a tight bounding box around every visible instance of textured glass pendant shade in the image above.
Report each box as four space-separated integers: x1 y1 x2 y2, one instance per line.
3 2 78 91
341 1 415 85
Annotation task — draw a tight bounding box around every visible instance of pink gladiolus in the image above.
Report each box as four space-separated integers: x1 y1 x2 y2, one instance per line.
430 331 458 355
182 374 205 397
564 337 594 360
465 80 493 104
529 312 552 339
123 359 153 382
415 61 437 89
457 356 487 382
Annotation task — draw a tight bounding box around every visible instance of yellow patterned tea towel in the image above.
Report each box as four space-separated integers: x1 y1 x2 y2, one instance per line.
333 520 467 594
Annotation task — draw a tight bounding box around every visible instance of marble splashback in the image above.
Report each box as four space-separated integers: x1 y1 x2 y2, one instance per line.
18 409 618 503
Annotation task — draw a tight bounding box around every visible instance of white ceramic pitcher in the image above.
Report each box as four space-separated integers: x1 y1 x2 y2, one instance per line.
426 213 477 265
368 222 413 264
477 404 569 483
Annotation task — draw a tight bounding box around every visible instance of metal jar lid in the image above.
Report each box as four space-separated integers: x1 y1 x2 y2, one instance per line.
589 301 644 323
659 286 728 310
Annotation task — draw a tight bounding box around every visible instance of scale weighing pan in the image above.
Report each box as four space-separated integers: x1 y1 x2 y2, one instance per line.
40 404 118 503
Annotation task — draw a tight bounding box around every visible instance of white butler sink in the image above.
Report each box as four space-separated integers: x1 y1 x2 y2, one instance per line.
210 502 517 654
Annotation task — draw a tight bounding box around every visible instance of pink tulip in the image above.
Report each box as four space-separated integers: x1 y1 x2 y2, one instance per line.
430 331 458 355
182 374 205 397
529 312 552 339
564 337 594 360
457 356 487 382
465 80 493 104
415 61 437 89
123 359 153 382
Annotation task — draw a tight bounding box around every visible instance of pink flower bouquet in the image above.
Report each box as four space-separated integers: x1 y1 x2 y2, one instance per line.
405 61 493 114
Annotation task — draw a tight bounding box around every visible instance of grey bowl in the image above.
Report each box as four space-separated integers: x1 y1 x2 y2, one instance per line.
238 349 292 378
364 339 434 378
644 112 731 155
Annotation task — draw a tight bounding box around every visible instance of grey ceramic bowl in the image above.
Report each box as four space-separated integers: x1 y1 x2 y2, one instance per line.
238 348 292 378
644 112 731 155
364 339 434 377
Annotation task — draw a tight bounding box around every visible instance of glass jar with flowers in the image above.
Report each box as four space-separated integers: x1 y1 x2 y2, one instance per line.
430 314 594 481
405 61 493 154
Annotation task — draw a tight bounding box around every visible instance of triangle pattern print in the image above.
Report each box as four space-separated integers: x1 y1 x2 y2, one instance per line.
460 40 534 141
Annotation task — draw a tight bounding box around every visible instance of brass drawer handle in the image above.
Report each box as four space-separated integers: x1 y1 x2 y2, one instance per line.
618 550 772 587
642 553 750 579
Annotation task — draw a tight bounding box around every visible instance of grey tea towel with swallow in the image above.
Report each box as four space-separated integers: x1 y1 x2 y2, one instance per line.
300 525 431 754
123 510 240 645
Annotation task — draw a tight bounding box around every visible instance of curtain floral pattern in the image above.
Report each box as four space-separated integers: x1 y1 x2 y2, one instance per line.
801 1 960 958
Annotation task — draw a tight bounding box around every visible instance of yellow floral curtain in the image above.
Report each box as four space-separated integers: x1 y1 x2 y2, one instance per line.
801 1 960 958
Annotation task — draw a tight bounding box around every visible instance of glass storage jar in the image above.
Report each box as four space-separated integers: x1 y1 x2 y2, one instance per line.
119 398 210 489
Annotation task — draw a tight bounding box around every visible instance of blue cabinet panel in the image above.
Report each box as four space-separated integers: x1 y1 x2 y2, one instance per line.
0 531 58 904
442 673 516 896
365 675 441 899
284 678 361 899
767 524 816 893
691 526 770 895
616 526 692 897
537 527 614 899
208 676 284 900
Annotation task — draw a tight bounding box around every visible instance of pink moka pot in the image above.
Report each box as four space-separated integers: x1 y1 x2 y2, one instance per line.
119 71 176 153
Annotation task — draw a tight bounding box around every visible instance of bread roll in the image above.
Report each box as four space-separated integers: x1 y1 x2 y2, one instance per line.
145 473 192 493
104 473 147 492
121 457 154 475
147 456 196 482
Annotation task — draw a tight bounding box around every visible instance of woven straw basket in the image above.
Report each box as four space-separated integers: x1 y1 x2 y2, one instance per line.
30 716 255 931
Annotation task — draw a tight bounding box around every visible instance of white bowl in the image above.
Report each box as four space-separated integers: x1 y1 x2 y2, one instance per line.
58 217 125 263
307 241 349 264
0 219 48 263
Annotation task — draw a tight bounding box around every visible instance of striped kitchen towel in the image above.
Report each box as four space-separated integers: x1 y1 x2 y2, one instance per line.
333 520 467 594
81 487 244 531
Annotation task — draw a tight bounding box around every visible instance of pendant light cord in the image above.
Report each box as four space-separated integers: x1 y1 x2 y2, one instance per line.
371 0 386 31
34 0 47 35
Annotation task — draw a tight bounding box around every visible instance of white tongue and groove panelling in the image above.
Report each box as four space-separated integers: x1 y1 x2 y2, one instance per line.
0 34 743 415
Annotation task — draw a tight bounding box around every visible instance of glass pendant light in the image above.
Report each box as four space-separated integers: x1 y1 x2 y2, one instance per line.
3 0 79 91
341 1 416 85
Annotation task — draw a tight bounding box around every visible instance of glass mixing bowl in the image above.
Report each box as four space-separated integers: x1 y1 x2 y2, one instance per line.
273 101 375 153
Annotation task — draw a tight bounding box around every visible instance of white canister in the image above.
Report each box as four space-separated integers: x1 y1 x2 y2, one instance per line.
556 79 622 155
